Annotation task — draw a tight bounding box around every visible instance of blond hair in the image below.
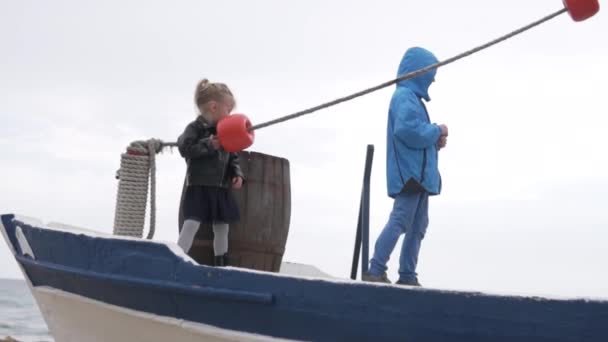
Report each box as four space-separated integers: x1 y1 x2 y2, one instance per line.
194 79 234 113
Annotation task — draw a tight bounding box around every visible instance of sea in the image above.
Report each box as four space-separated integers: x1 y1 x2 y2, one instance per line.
0 279 53 342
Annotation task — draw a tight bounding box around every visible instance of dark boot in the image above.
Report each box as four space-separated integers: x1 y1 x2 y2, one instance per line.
214 255 225 267
395 278 422 287
362 272 391 284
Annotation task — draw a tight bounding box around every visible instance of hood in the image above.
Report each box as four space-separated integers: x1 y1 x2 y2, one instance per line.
396 47 439 101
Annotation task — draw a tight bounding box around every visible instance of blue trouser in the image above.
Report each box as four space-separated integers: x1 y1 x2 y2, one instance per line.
369 191 429 282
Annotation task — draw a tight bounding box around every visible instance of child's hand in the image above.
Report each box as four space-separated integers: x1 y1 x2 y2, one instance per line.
209 135 221 150
437 136 447 150
232 177 243 189
438 124 449 137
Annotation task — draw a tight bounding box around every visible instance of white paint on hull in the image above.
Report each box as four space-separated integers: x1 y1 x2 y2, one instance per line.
15 225 35 259
32 286 298 342
278 262 334 279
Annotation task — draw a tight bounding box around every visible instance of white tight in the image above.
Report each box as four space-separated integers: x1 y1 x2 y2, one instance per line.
177 219 229 256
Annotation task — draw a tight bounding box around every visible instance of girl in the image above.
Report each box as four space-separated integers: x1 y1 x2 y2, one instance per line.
176 79 245 267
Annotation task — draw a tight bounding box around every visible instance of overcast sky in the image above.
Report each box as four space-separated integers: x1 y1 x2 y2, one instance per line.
1 0 607 299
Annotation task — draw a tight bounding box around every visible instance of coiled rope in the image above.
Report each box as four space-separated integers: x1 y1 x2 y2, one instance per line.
113 139 164 239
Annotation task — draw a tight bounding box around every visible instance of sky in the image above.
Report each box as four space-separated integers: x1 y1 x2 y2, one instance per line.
1 0 607 299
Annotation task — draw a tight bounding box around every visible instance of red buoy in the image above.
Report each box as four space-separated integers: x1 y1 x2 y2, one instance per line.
217 114 255 152
564 0 600 21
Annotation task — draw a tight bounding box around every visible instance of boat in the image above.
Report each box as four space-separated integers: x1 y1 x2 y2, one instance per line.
2 148 608 341
4 213 608 342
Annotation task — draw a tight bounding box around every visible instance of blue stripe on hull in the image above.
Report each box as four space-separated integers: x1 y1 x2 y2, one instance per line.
3 214 608 341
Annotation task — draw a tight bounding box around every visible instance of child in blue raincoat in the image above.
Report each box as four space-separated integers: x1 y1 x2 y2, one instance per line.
364 47 448 286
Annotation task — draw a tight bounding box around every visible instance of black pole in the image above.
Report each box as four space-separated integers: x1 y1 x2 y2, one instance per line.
350 200 362 280
361 145 374 274
351 145 374 279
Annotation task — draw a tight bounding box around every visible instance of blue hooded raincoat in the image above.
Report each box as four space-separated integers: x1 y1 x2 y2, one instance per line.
386 47 442 197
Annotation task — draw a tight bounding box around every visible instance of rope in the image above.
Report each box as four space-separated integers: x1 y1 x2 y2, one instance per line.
112 8 568 240
113 139 164 239
249 7 568 131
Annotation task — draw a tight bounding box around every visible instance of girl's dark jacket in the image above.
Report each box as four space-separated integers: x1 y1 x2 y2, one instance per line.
177 116 245 188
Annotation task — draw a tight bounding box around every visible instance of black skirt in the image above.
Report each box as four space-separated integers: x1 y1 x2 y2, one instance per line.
182 185 240 224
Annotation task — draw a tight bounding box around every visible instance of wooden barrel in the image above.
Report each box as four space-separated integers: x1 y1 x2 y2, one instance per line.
178 151 291 272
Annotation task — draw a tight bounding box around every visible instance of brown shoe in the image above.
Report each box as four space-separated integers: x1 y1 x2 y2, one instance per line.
362 272 391 284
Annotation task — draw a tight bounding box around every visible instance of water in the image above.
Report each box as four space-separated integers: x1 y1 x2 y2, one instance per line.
0 279 53 342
